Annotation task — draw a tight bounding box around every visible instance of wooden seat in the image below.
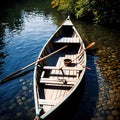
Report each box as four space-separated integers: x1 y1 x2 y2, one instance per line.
42 66 82 79
38 99 56 106
54 37 80 43
40 78 78 85
43 66 83 71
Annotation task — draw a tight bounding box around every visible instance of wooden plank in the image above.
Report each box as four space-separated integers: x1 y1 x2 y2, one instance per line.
43 66 82 71
41 71 45 78
38 99 56 106
54 37 80 43
40 77 78 82
50 64 58 101
40 79 75 85
56 57 67 99
44 83 72 88
56 57 64 68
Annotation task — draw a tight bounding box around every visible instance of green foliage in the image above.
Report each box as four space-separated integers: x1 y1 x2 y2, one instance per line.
52 0 78 15
92 0 120 26
51 0 120 27
74 0 89 18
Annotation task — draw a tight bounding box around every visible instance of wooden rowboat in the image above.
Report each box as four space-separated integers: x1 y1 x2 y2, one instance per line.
33 16 87 120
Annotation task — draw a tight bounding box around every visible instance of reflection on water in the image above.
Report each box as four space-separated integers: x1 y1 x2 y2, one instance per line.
0 1 59 120
0 0 120 120
0 26 7 75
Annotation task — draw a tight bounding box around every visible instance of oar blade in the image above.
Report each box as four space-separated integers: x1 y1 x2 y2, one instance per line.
86 42 95 49
0 70 21 84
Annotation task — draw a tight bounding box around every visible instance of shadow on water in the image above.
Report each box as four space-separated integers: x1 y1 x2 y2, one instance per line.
72 50 99 120
71 50 99 120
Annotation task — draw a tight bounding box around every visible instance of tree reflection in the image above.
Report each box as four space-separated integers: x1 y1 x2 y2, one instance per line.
0 25 7 75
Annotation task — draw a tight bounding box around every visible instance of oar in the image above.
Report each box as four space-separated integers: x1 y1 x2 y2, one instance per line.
59 42 95 69
85 42 95 50
0 45 68 84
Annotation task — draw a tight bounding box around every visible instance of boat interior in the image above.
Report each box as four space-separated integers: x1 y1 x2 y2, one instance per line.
34 25 85 114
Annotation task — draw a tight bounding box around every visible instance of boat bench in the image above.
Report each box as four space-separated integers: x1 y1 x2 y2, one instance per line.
40 67 80 78
54 37 80 43
40 77 78 85
40 66 82 86
38 99 56 106
43 66 83 71
42 66 82 79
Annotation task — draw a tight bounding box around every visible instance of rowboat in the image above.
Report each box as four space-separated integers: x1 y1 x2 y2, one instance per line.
33 16 87 120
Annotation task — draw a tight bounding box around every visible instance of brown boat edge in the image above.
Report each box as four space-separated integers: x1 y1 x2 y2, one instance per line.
33 16 87 120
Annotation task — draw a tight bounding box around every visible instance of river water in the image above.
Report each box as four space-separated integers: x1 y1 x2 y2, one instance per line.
0 0 120 120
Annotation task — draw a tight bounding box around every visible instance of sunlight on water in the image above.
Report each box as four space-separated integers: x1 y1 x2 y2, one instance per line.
1 11 57 79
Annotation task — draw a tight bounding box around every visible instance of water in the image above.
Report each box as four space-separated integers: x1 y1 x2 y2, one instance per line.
0 0 120 120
